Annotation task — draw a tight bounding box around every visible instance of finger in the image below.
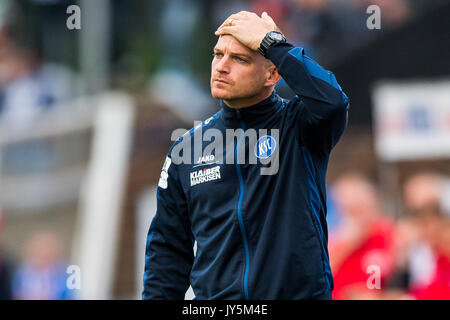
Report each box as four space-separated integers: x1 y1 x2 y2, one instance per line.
217 21 227 31
215 26 235 36
217 19 230 30
216 10 255 32
215 26 238 36
261 11 275 24
225 13 245 22
216 21 237 33
220 11 252 25
236 11 252 19
217 13 242 30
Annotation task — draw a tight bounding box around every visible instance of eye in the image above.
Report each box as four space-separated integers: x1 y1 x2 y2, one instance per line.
234 56 247 63
212 52 223 58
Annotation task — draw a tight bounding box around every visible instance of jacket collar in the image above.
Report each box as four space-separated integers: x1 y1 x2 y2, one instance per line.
219 91 282 128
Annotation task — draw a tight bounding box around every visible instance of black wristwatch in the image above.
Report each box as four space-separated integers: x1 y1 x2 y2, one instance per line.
258 31 286 57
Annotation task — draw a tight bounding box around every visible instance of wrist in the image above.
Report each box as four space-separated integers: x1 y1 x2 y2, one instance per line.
258 31 286 57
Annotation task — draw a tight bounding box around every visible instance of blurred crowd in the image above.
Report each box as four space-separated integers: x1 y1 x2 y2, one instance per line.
223 0 413 66
2 170 449 299
327 172 450 300
0 0 83 300
0 0 449 300
0 0 441 125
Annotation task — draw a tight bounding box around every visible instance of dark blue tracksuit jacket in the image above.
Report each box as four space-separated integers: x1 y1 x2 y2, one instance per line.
143 42 349 300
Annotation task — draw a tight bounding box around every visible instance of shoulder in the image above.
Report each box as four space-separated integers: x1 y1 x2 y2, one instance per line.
168 110 221 157
277 95 303 119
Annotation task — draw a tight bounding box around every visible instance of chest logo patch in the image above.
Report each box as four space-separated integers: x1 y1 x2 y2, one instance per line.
190 165 221 187
254 135 277 159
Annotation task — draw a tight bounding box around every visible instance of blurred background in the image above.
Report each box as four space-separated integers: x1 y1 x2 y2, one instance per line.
0 0 449 300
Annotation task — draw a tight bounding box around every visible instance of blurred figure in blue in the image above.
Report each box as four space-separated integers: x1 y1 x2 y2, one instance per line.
0 15 80 175
12 231 72 300
0 24 76 128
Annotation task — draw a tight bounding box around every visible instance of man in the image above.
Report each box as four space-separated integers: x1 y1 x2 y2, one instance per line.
143 11 349 300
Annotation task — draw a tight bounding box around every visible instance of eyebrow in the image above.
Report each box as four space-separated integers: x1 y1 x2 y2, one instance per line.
214 48 252 60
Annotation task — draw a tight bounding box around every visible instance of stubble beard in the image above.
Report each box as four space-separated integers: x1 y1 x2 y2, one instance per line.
211 82 266 107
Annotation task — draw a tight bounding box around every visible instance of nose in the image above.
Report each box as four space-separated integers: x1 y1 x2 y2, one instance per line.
214 55 230 74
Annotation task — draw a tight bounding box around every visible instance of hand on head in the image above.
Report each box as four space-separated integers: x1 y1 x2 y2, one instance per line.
215 11 279 51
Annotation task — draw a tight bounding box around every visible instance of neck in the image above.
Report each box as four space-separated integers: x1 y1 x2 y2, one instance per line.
223 88 274 109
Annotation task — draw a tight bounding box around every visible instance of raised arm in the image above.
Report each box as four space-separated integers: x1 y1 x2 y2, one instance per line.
267 42 349 154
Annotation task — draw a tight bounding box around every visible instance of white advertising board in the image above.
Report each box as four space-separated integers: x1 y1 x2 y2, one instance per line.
373 80 450 161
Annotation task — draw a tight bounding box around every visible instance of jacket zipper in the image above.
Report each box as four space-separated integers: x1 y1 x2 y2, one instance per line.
234 109 250 300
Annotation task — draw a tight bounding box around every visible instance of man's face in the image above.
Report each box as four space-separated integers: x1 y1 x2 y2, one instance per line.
210 35 270 102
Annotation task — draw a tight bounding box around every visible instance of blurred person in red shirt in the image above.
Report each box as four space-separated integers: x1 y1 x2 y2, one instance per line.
329 172 396 299
382 214 419 299
411 215 450 300
402 172 450 300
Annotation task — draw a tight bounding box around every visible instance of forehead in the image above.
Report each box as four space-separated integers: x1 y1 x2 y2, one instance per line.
214 35 255 56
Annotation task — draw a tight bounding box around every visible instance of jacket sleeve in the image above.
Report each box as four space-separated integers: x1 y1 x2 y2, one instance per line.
142 155 194 300
266 42 349 155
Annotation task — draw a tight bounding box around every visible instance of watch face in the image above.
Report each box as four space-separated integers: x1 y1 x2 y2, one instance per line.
259 31 286 56
270 32 284 41
270 31 285 42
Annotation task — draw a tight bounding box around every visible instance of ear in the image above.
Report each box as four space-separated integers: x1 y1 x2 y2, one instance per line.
264 64 282 87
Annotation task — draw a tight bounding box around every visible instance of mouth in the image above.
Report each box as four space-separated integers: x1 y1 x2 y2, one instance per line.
213 78 230 85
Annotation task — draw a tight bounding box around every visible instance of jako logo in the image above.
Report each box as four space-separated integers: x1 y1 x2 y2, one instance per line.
254 135 277 159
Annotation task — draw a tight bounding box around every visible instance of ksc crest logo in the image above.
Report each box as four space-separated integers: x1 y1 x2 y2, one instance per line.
254 135 277 159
